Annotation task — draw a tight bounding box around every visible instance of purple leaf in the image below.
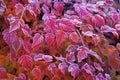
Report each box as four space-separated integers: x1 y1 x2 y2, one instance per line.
59 18 75 32
69 32 79 43
12 38 21 52
66 52 75 63
58 62 68 74
22 24 32 37
34 53 44 61
2 29 17 47
43 55 53 62
48 63 56 74
22 40 32 53
18 55 33 68
68 64 80 78
32 33 44 50
14 73 26 80
15 3 24 15
66 44 79 52
77 47 89 63
96 73 106 80
54 2 64 15
82 63 93 75
32 66 41 78
94 62 103 72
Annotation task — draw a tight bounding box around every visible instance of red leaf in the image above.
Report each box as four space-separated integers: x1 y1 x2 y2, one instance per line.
66 52 75 63
18 55 33 68
68 64 80 78
22 40 32 53
69 32 79 43
0 67 7 79
32 66 41 78
32 33 44 50
55 30 67 48
94 62 103 72
15 3 24 15
59 18 75 32
109 58 120 70
45 33 55 46
91 14 105 27
58 62 68 74
2 29 17 47
77 47 89 63
9 18 24 32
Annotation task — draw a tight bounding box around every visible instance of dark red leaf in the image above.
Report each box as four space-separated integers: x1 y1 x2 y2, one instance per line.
18 55 33 68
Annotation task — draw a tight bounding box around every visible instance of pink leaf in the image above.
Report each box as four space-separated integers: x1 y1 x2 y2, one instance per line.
74 4 92 20
0 67 7 79
108 10 120 23
96 73 106 80
55 30 67 48
59 18 75 32
45 33 55 46
32 33 44 50
77 47 89 63
92 14 105 27
66 52 75 63
22 40 32 53
101 25 119 39
54 2 64 15
66 44 79 52
2 29 17 47
82 63 93 75
68 64 80 78
48 63 56 74
88 50 102 62
15 3 24 15
58 62 68 74
94 62 103 72
18 55 33 68
43 55 53 62
14 73 26 80
12 38 21 52
34 53 44 61
9 18 24 32
32 67 41 78
69 32 79 43
22 24 32 37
